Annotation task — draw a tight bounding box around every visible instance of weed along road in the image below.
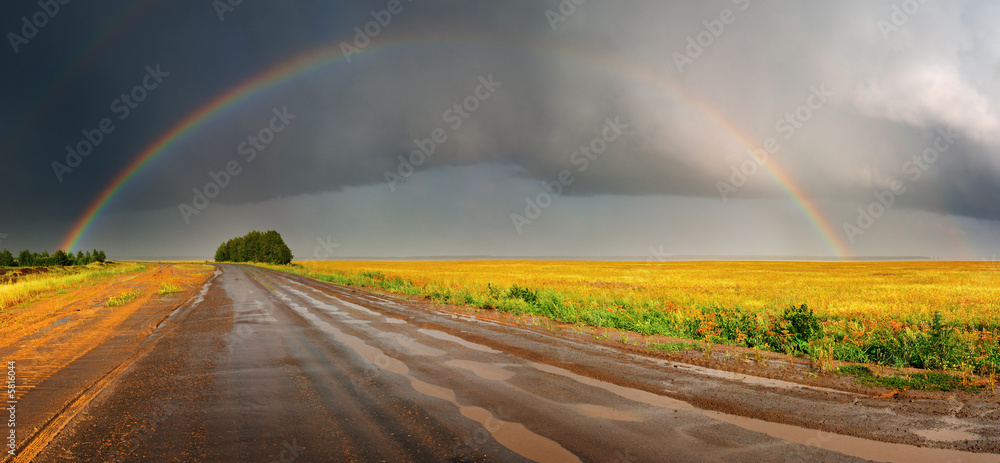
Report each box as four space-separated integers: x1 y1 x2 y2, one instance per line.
25 264 1000 462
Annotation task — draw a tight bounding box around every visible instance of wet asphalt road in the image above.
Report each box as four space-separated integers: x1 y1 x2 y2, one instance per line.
33 264 884 462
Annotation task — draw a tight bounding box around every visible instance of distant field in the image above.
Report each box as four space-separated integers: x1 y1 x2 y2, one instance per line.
266 260 1000 376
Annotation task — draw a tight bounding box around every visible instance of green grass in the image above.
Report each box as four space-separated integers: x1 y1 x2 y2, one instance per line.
157 284 182 295
105 290 140 307
835 365 984 392
649 341 703 354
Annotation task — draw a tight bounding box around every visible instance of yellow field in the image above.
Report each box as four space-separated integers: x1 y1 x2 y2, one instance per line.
292 260 998 322
271 260 1000 375
0 262 147 310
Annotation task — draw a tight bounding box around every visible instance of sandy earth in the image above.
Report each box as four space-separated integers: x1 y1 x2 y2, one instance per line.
3 263 998 462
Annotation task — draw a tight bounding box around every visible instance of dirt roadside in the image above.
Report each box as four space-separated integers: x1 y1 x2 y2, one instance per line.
0 263 213 462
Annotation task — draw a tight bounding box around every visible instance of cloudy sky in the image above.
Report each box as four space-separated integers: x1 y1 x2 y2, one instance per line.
2 0 999 259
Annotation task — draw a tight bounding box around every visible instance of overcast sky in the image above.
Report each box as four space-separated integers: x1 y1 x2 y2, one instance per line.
3 0 999 259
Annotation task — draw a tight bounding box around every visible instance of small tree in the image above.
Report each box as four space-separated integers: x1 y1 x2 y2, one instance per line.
0 250 13 267
54 250 70 266
17 250 31 267
96 250 107 262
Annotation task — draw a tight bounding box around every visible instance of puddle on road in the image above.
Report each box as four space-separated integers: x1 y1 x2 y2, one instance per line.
445 360 515 381
287 303 579 463
418 329 501 354
459 405 580 463
378 333 445 357
913 428 979 442
532 362 1000 463
569 404 643 422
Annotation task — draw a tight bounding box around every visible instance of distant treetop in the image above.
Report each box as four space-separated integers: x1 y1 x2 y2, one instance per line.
0 248 106 267
214 230 293 265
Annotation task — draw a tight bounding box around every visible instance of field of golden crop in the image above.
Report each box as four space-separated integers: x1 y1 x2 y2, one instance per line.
0 262 147 310
268 260 1000 376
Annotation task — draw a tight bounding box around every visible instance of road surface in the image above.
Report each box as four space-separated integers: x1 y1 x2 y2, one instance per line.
21 264 1000 462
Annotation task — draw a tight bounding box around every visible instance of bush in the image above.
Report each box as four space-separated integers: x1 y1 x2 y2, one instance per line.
506 284 538 304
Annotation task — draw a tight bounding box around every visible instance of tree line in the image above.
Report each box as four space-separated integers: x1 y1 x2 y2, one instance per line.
0 249 107 267
214 230 293 265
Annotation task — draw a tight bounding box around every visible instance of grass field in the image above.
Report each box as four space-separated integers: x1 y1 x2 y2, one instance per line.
263 260 1000 377
0 262 147 310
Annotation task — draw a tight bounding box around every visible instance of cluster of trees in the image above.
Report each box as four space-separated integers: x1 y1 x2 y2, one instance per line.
214 230 293 265
0 249 107 267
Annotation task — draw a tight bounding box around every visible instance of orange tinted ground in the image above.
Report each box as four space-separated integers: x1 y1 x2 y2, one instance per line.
0 263 213 400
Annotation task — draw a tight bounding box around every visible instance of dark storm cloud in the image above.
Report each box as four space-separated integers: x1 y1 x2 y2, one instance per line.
3 0 999 232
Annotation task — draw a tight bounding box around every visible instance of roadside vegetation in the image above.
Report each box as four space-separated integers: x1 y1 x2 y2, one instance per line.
214 230 292 265
157 284 183 295
262 260 1000 381
105 289 141 307
0 262 146 310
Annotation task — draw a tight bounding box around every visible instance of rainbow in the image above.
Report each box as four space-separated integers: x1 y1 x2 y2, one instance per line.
556 48 852 257
61 39 851 257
